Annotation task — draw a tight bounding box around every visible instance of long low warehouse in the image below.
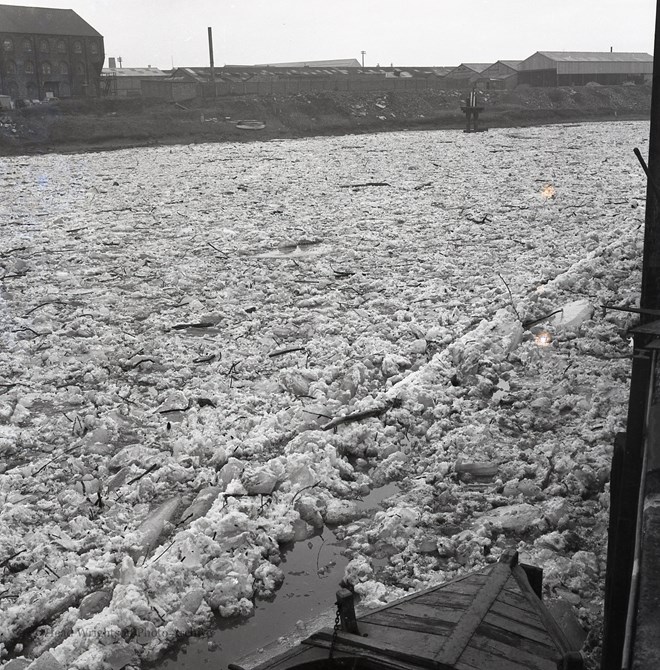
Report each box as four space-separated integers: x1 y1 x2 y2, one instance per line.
518 51 653 86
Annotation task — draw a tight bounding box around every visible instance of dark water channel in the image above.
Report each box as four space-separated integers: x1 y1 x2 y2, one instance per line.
154 483 399 669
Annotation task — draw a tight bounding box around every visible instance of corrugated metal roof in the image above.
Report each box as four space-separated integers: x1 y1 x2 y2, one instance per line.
458 63 492 72
102 67 167 78
0 4 101 37
537 51 653 63
256 58 362 67
497 60 522 69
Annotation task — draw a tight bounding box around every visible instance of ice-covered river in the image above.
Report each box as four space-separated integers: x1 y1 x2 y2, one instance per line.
0 121 648 669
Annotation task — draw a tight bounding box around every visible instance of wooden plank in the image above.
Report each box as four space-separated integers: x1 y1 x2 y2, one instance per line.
454 643 543 670
303 636 430 670
465 632 560 670
477 621 561 661
364 608 455 636
363 601 464 624
355 619 448 655
483 611 555 647
343 567 491 619
415 590 476 609
499 586 538 610
510 565 573 656
307 628 455 670
435 561 512 665
489 600 550 632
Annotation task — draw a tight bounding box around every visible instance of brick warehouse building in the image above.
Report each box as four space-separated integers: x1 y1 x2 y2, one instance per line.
0 4 104 101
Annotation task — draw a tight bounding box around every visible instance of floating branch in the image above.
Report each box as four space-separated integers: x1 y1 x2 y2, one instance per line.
269 346 306 358
0 549 27 569
130 357 156 369
321 403 393 432
291 481 322 505
0 246 28 258
497 273 520 321
207 242 229 257
467 214 492 224
158 405 190 414
21 301 67 317
126 463 158 486
340 182 391 189
522 310 562 330
171 322 215 330
193 355 216 364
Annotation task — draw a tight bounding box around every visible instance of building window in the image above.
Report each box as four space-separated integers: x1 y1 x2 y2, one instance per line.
76 61 85 75
2 38 13 52
57 40 66 53
25 61 35 74
89 41 99 55
5 60 16 75
41 61 52 75
40 39 49 53
73 40 82 54
23 39 33 52
59 61 69 75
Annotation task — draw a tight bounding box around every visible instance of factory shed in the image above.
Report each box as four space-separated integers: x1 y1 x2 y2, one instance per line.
443 62 492 87
100 63 168 97
474 60 521 89
518 51 653 86
256 58 361 67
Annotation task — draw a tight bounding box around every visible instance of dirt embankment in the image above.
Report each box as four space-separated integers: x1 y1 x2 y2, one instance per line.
0 83 651 155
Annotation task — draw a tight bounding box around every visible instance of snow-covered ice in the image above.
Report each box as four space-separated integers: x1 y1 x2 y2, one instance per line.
0 120 648 669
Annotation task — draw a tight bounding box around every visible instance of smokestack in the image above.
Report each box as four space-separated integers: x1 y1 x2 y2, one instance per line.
208 27 216 98
611 46 613 52
108 56 116 69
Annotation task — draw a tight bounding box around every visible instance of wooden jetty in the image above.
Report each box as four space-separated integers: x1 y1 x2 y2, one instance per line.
229 550 583 670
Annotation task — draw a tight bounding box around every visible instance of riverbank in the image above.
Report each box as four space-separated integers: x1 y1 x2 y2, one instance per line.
0 84 651 155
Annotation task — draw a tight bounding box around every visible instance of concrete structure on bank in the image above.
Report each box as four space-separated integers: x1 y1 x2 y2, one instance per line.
518 51 653 87
0 4 104 101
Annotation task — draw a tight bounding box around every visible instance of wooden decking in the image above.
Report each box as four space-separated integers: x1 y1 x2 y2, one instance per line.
232 551 583 670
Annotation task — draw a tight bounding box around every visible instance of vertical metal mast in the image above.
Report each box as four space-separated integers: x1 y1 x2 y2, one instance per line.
602 2 660 668
208 27 216 98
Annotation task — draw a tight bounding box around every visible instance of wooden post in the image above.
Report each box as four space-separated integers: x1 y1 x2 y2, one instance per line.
601 2 660 668
336 588 359 634
559 651 584 670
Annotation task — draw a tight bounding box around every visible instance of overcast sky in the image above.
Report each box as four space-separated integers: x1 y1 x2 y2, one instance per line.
7 0 658 69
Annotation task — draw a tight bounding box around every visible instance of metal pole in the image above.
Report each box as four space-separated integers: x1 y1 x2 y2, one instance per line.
601 2 660 668
208 27 216 98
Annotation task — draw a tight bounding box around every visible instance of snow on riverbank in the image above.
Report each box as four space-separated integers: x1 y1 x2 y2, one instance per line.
0 121 648 669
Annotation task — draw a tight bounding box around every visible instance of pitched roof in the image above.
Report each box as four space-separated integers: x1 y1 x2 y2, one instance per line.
256 58 362 68
445 63 492 76
102 67 168 78
459 63 492 72
0 4 101 37
536 51 653 62
497 60 522 69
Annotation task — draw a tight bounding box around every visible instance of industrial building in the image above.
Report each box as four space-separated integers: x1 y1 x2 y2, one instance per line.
101 58 168 97
474 60 521 89
517 51 653 87
443 63 491 87
0 3 104 101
